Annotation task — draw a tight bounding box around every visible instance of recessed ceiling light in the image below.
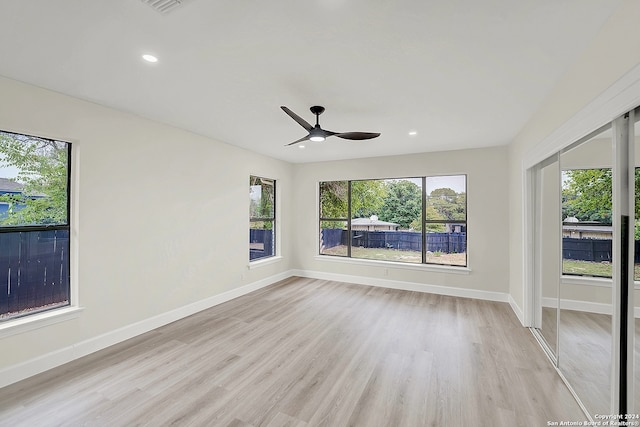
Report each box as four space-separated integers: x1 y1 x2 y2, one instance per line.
408 130 418 136
299 145 306 149
142 54 158 63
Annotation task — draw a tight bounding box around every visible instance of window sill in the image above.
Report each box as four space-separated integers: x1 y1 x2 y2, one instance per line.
314 255 471 274
0 306 84 339
248 255 283 270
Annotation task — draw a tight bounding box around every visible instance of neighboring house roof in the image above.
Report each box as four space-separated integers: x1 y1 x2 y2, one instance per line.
562 223 612 233
351 217 399 227
0 177 24 193
0 178 46 198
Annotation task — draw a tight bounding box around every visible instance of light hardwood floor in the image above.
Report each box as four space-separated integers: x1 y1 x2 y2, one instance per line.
0 277 583 426
558 309 612 418
541 307 640 417
541 305 557 355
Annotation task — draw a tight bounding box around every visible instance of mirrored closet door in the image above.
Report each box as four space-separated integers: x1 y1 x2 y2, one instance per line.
558 125 613 417
530 107 637 418
531 153 560 359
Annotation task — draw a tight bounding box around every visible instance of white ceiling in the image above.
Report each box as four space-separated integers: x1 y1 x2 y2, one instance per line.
0 0 623 163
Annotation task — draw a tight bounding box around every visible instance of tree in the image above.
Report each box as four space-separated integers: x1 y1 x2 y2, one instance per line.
320 180 388 228
351 180 387 218
428 188 466 221
410 205 446 232
249 176 275 230
0 132 68 225
319 181 348 229
379 180 421 229
250 176 274 217
562 169 613 223
562 168 640 237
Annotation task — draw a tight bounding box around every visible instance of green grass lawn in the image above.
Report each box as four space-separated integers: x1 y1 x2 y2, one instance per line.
321 245 466 266
562 259 640 281
322 245 637 278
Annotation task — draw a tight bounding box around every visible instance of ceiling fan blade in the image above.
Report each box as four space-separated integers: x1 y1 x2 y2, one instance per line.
319 129 337 138
335 132 381 140
281 106 313 132
285 135 310 146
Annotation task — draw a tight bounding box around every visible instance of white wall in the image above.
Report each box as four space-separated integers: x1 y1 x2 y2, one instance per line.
0 76 294 374
508 0 640 320
291 146 510 297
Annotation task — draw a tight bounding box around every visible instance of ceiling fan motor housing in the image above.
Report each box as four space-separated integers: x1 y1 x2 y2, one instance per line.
310 106 325 115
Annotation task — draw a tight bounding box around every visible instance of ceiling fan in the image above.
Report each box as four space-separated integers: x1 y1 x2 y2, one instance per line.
281 105 380 146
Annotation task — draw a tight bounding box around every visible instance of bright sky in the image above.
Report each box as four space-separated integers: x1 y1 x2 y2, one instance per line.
0 156 19 180
0 169 19 179
0 147 18 179
249 185 261 201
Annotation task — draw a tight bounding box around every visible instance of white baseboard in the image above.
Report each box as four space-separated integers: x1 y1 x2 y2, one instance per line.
508 295 525 326
1 268 517 390
0 270 293 389
541 296 640 318
291 269 510 303
542 296 611 315
542 297 611 314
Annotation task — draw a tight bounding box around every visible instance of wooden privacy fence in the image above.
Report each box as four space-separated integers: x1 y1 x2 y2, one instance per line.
321 229 466 253
0 230 70 318
562 237 640 263
321 228 349 249
250 229 274 260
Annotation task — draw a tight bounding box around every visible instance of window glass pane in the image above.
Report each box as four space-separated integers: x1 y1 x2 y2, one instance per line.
425 175 467 266
320 181 347 219
250 221 274 260
0 131 69 227
320 220 348 256
0 229 70 320
249 175 275 261
250 176 274 219
561 168 612 278
0 130 70 321
351 178 422 264
425 175 466 219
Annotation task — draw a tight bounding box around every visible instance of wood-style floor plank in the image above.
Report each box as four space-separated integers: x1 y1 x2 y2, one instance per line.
0 277 584 426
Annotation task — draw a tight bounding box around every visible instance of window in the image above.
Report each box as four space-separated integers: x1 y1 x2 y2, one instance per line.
425 175 467 266
319 180 348 257
249 176 275 261
319 175 467 267
0 130 71 321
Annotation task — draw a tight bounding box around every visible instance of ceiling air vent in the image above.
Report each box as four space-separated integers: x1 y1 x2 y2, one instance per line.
142 0 184 14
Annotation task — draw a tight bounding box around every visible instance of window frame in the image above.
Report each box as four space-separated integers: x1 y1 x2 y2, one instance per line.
318 174 468 268
319 180 350 257
423 175 468 265
249 175 276 262
0 130 72 322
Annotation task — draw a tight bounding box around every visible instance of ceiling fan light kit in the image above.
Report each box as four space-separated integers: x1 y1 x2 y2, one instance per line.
281 105 380 146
